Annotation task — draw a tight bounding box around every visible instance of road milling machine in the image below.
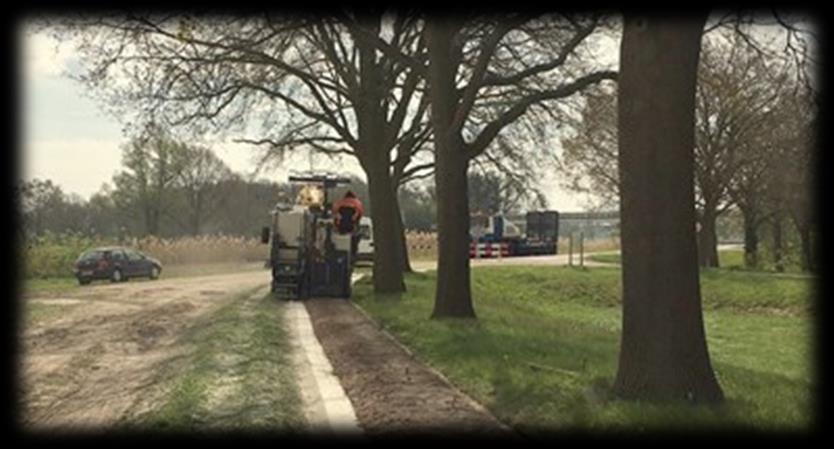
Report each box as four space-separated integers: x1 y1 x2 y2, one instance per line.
260 174 356 300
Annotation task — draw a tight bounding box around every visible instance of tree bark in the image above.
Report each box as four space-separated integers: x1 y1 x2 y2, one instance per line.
365 163 407 293
431 143 474 318
741 207 759 268
789 210 814 273
697 201 720 268
392 190 413 273
798 225 813 273
355 13 406 294
428 18 476 319
772 212 785 272
614 15 723 403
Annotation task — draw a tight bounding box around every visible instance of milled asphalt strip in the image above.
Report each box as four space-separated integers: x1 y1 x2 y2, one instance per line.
347 272 510 432
346 277 513 434
286 301 361 435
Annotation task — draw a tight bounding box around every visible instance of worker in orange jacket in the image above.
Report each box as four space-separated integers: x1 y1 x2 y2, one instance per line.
332 190 364 235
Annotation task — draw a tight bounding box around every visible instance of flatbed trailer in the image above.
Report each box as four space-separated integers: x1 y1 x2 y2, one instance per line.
469 211 559 258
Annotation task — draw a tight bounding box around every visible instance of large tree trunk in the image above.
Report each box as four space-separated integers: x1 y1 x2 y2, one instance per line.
741 207 759 268
614 15 723 403
365 163 407 293
355 13 405 294
428 18 475 319
392 189 413 273
697 201 720 268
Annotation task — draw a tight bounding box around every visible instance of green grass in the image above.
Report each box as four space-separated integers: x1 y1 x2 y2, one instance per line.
584 252 620 264
138 288 305 431
24 277 80 295
352 266 813 433
589 249 808 275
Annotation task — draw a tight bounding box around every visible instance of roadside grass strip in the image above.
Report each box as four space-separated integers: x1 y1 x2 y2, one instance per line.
588 249 812 276
352 266 813 433
139 288 306 432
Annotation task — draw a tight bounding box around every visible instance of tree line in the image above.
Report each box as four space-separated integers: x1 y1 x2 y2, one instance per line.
559 29 816 272
18 126 529 241
43 10 817 404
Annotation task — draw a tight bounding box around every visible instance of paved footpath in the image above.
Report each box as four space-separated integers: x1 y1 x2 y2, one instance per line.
286 301 362 435
303 297 513 436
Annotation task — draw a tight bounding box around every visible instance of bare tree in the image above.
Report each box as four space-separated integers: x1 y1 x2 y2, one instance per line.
111 124 188 236
59 12 433 293
557 85 619 209
174 145 234 236
692 34 793 267
418 14 619 318
758 85 816 272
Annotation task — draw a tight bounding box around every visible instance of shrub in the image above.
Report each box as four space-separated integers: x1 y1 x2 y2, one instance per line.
22 232 268 279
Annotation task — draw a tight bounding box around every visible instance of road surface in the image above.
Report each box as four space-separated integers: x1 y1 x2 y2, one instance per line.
20 270 270 429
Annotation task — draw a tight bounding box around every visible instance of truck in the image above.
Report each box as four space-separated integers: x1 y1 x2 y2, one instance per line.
469 211 559 258
355 217 374 263
261 174 357 300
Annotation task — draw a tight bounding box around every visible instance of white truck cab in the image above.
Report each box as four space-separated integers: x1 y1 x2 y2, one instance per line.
357 217 374 262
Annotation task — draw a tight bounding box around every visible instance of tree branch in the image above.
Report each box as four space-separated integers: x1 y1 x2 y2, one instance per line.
466 70 618 159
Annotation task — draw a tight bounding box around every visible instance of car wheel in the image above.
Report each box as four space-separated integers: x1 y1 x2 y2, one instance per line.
150 266 160 280
111 269 123 283
78 277 91 286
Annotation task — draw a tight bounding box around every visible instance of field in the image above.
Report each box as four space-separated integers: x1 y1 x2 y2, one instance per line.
352 265 814 433
21 233 269 296
22 233 268 280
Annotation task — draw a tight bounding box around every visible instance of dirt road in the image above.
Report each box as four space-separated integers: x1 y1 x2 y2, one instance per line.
20 269 270 430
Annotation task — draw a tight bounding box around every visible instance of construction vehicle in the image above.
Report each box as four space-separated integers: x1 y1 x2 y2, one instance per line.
260 174 356 300
469 211 559 258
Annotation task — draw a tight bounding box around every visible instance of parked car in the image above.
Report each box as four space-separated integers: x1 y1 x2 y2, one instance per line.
74 246 162 285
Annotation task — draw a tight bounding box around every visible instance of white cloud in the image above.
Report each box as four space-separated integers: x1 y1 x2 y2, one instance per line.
22 27 75 78
22 138 124 199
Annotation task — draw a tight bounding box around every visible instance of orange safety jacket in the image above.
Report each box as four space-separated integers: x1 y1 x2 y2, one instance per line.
332 196 364 225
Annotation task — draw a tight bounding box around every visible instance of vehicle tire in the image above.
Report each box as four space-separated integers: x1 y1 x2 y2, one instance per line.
111 269 123 283
78 277 91 286
150 266 160 280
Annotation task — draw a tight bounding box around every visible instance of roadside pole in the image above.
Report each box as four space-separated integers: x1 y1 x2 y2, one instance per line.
568 233 573 267
580 232 584 268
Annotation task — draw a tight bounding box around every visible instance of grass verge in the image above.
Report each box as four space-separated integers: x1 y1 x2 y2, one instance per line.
352 266 813 433
588 249 810 275
136 288 305 432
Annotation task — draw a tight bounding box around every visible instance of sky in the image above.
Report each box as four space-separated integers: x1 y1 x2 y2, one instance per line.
20 22 600 211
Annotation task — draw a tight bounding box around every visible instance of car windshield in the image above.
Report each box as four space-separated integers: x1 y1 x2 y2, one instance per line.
78 250 103 261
